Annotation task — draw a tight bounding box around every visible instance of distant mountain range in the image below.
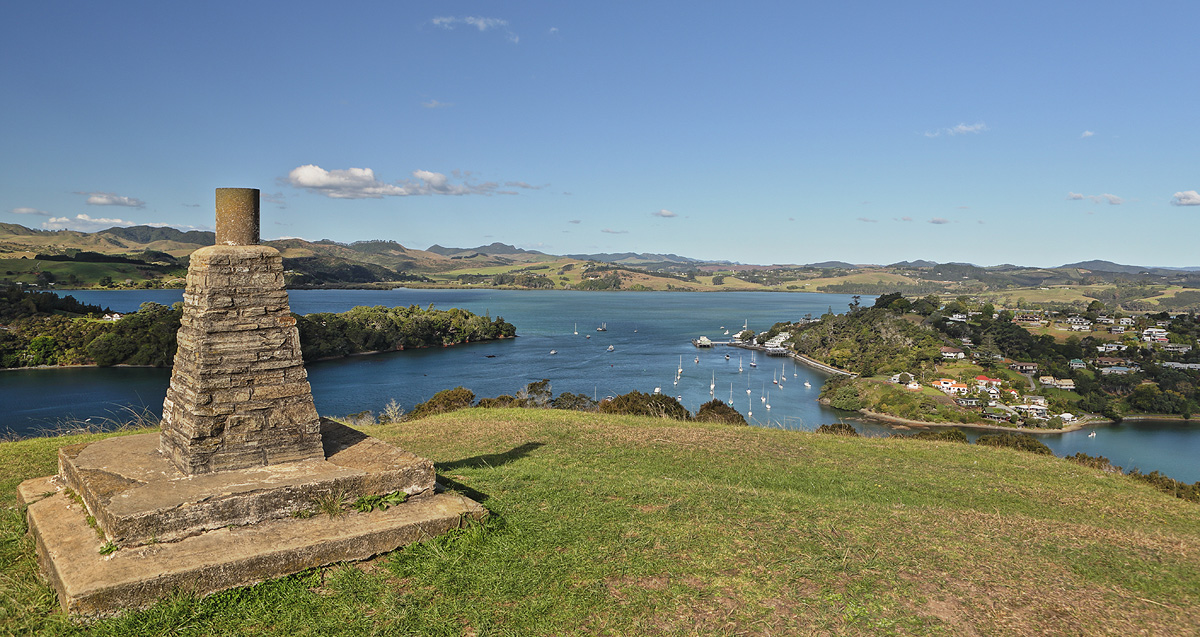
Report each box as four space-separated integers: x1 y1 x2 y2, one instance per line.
4 222 1200 293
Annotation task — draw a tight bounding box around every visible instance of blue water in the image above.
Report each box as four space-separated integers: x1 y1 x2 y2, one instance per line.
5 289 1199 483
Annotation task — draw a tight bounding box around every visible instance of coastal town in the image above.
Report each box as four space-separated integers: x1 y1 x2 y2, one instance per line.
719 296 1200 432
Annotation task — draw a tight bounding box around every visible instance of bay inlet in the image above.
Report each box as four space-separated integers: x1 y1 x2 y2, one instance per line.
4 288 1198 483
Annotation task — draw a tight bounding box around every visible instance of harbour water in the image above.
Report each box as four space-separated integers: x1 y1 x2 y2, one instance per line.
4 288 1198 483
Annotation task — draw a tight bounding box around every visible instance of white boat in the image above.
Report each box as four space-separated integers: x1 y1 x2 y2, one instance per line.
750 352 757 368
1088 430 1096 438
574 323 578 335
739 356 743 373
654 386 661 394
607 345 615 352
694 356 699 364
550 349 557 355
724 330 730 335
765 390 771 410
728 383 734 406
596 323 607 332
710 371 716 395
804 380 811 388
678 356 683 375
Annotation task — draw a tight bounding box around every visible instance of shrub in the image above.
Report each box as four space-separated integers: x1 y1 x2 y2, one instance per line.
975 433 1052 455
552 392 598 412
694 399 748 426
1065 452 1120 473
408 387 476 420
815 423 859 436
599 391 690 420
911 428 968 443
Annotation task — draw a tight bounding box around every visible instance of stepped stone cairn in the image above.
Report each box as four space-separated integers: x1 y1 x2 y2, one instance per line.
160 188 324 474
20 188 485 616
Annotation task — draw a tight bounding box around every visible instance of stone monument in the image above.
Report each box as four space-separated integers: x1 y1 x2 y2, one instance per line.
160 188 324 474
19 188 485 616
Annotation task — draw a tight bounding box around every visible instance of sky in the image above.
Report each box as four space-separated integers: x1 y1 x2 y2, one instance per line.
2 2 1198 268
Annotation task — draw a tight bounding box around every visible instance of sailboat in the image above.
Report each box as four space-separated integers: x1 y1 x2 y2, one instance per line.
710 371 716 396
747 396 752 419
773 370 778 385
739 356 743 373
765 390 771 410
760 382 766 403
750 352 757 368
574 323 578 335
1088 430 1096 438
728 383 734 406
804 380 811 388
678 356 683 376
596 323 607 332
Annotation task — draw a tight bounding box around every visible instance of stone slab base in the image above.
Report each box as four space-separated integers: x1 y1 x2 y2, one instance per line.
22 475 485 616
56 419 433 547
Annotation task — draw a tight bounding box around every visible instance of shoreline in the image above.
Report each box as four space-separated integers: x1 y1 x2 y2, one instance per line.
1 335 517 372
850 408 1093 435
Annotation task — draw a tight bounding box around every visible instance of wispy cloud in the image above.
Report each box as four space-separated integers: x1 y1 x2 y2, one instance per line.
431 16 518 43
287 164 516 199
924 122 988 138
42 213 138 232
856 217 877 223
1171 190 1200 206
928 217 951 225
1067 192 1123 205
422 99 453 109
504 181 542 190
1081 130 1095 138
76 191 145 208
569 219 582 224
262 192 287 208
601 228 628 234
652 209 677 218
10 207 50 216
898 216 913 222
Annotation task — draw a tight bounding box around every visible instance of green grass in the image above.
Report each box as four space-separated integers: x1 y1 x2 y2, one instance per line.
3 409 1198 634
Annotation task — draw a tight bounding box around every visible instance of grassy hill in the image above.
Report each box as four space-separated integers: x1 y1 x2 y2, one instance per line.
2 409 1196 634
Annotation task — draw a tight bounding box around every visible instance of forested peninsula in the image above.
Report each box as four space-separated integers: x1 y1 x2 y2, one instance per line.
0 285 515 368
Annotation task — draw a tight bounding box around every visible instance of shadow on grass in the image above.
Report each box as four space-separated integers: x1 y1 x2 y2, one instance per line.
435 442 545 502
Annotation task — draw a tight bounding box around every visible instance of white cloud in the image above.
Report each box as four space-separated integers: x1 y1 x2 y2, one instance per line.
432 16 517 42
1081 130 1095 138
569 219 582 224
504 181 542 190
601 228 628 234
42 213 138 232
899 216 913 222
1171 190 1200 206
422 99 452 109
549 27 559 35
1068 191 1123 205
652 209 677 218
10 207 50 216
856 217 877 223
924 122 988 138
77 191 145 208
287 164 510 199
928 217 951 225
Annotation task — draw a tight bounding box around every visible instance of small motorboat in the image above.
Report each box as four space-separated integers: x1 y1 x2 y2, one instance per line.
1088 430 1096 438
607 345 615 352
550 349 557 355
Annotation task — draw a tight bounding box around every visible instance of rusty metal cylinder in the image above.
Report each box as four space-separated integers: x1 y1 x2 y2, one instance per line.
215 188 260 246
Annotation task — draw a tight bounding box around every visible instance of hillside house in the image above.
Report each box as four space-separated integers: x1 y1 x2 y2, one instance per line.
1109 326 1126 334
1069 358 1086 369
940 346 965 359
1163 343 1192 353
974 375 1003 387
1023 395 1047 406
1009 361 1038 373
1097 342 1128 353
1054 379 1076 391
1143 328 1169 343
1119 317 1135 326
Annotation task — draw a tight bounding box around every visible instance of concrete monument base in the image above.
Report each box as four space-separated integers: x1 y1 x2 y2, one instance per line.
19 420 485 616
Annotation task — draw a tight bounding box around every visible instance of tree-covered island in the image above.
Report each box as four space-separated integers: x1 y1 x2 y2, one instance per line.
0 285 515 368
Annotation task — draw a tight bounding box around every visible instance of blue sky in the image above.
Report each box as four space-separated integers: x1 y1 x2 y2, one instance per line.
2 2 1197 267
